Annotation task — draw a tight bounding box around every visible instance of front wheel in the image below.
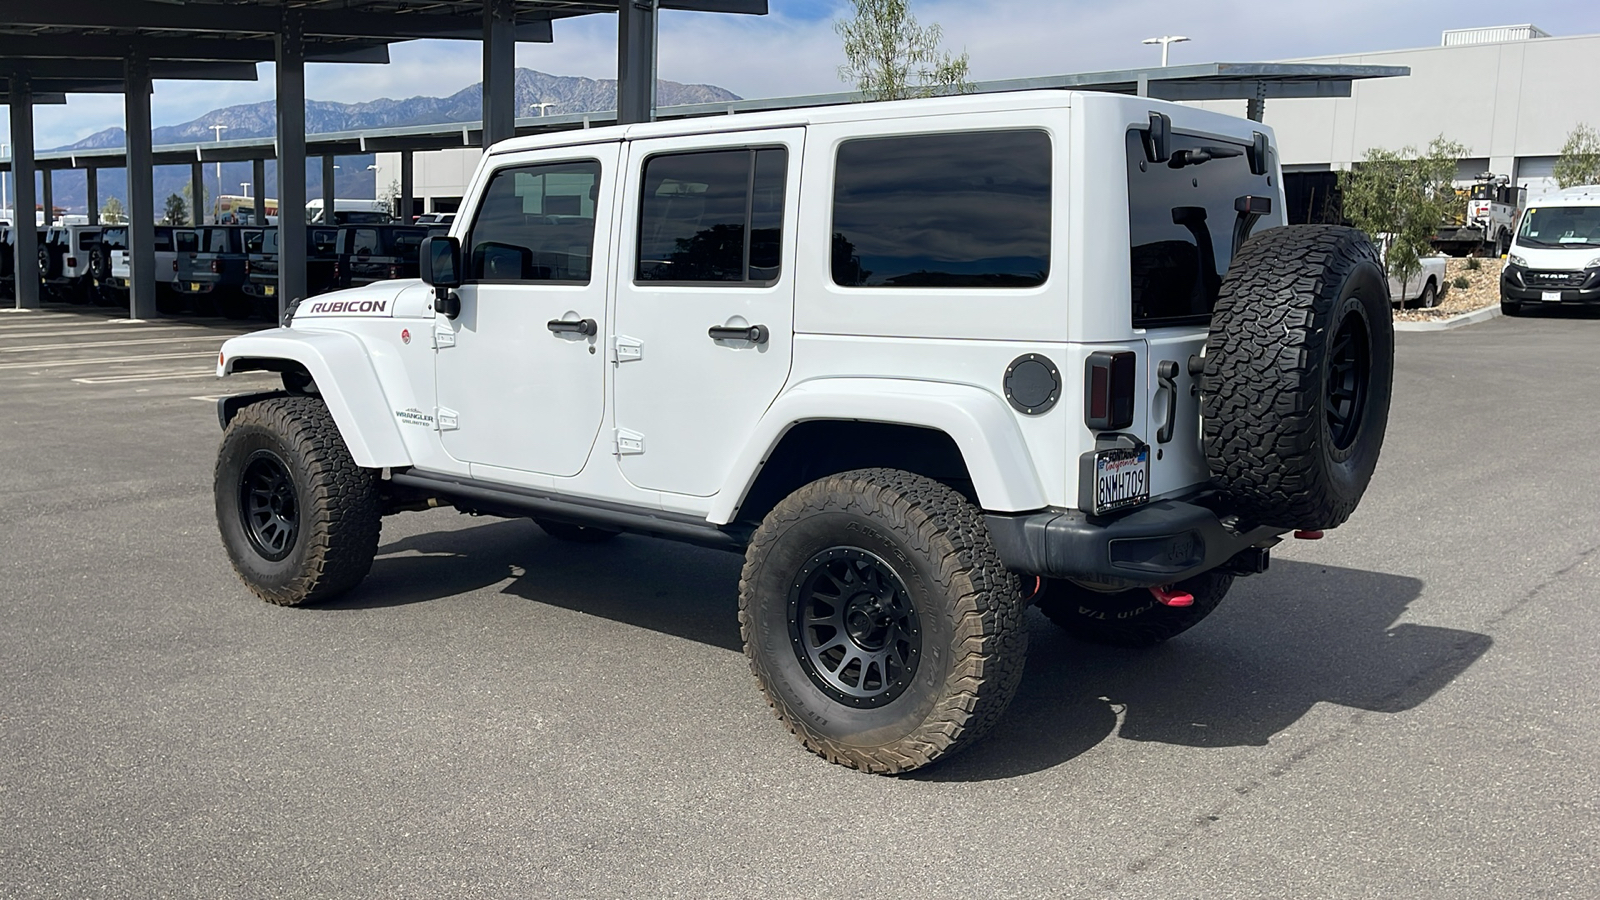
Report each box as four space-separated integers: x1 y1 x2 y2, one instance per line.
739 469 1028 774
215 396 381 605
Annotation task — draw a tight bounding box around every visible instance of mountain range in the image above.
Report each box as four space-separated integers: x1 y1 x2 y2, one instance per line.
35 70 739 216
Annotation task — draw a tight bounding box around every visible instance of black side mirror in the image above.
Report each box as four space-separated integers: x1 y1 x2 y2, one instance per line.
420 235 463 290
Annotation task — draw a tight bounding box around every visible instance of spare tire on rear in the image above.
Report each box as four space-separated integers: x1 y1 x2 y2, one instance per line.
1201 225 1393 531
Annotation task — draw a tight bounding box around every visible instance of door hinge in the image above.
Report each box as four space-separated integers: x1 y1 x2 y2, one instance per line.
433 327 456 349
611 334 643 363
436 407 459 431
614 427 644 455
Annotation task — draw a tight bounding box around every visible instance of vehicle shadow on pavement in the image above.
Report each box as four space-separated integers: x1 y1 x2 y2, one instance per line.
919 559 1493 782
321 517 747 652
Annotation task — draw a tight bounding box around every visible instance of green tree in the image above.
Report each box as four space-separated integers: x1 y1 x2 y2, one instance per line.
835 0 971 101
162 193 188 227
99 196 127 224
181 182 208 224
1340 137 1465 298
381 178 402 219
1554 123 1600 189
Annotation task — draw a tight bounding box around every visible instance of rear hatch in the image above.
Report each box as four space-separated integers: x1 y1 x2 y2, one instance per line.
1124 121 1282 500
178 227 248 291
339 225 428 286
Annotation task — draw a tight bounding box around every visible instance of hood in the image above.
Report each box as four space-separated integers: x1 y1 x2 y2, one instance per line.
1508 241 1600 271
292 280 413 320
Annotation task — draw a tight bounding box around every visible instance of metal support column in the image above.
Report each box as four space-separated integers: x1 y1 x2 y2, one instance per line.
483 0 517 148
190 162 205 225
1246 82 1266 122
400 150 414 223
321 155 336 225
617 0 659 125
86 168 99 225
40 169 52 227
251 157 266 226
276 9 307 311
125 54 157 319
9 70 40 309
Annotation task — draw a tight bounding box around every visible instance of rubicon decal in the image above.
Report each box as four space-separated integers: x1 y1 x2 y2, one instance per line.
394 408 435 427
297 298 393 317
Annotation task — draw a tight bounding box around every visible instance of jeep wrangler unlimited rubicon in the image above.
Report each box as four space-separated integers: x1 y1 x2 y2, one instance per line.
213 91 1392 774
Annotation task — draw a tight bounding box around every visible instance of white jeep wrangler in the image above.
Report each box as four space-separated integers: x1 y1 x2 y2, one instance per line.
214 91 1393 774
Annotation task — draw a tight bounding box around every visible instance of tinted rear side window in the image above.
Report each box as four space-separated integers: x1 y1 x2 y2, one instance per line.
831 130 1051 288
1126 130 1274 327
636 147 788 284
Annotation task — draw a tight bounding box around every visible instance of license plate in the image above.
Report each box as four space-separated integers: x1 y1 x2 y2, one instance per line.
1093 446 1150 515
264 285 275 296
1542 291 1562 302
188 282 202 291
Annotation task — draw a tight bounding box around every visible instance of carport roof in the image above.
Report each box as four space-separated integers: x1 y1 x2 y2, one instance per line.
0 62 1409 172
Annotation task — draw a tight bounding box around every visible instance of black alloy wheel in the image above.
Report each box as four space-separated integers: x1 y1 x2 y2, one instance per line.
1325 308 1372 453
238 449 299 561
789 547 921 709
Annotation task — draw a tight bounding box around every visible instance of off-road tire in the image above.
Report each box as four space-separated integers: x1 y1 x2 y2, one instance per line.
534 518 620 543
739 468 1027 774
215 396 381 606
1202 225 1394 531
1034 572 1233 648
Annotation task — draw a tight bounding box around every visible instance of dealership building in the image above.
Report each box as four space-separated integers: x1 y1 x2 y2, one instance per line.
379 24 1600 217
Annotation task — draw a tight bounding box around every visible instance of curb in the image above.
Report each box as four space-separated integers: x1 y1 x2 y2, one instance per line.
1393 305 1502 333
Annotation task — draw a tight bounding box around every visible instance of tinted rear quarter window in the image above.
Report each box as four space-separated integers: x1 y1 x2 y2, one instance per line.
831 130 1051 288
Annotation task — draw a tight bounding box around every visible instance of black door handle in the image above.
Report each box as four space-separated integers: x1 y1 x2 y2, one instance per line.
547 318 597 336
708 324 769 344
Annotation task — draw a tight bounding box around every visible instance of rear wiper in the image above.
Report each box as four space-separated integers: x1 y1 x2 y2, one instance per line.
1168 145 1244 168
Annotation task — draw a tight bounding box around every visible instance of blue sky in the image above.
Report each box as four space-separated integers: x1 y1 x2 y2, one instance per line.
9 0 1600 150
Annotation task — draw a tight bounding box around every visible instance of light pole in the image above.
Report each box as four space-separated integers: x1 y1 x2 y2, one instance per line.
2 142 8 223
239 182 251 222
533 102 556 117
1141 35 1190 67
209 123 228 223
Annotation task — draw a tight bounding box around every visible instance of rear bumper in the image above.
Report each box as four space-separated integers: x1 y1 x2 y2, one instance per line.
985 500 1283 587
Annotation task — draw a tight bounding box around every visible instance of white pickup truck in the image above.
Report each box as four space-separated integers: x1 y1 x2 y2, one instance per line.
1388 255 1448 308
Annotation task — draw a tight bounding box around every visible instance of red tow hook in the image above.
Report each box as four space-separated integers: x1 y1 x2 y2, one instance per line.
1149 584 1194 607
1294 530 1324 540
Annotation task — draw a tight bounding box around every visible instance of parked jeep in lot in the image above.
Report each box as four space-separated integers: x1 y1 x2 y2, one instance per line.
244 225 341 317
42 225 102 303
214 92 1394 773
331 224 438 291
177 225 260 319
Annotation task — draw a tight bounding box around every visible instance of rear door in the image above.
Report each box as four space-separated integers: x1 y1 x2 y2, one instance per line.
610 128 802 497
1124 127 1281 498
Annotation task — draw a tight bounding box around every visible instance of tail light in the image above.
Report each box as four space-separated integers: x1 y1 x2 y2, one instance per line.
172 261 178 272
210 259 221 273
333 262 341 281
1084 351 1137 431
244 260 252 274
66 256 77 267
388 264 399 279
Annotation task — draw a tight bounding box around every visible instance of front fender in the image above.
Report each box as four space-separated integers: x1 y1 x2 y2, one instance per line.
708 377 1048 524
218 327 410 469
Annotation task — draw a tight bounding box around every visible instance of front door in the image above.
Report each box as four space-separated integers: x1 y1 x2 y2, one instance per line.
434 145 621 479
611 128 803 498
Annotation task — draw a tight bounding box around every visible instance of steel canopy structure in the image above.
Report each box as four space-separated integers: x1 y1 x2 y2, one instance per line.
0 0 767 317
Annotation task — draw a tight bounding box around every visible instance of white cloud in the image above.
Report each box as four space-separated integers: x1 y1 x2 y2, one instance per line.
5 0 1599 149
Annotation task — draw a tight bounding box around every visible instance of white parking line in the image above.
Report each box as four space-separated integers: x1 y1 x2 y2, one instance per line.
72 370 222 384
3 335 233 353
0 351 219 371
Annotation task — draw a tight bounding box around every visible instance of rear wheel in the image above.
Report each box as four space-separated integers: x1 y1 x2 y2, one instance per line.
1034 572 1233 648
740 469 1027 774
1418 278 1439 309
215 396 381 606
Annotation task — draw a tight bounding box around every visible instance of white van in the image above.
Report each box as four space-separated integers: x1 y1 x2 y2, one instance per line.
1501 185 1600 315
305 198 392 225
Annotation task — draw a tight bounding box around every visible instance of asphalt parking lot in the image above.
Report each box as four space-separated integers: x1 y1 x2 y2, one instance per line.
2 306 1597 898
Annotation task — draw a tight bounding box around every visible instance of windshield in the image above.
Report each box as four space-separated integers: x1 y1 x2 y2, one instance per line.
1517 205 1600 249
